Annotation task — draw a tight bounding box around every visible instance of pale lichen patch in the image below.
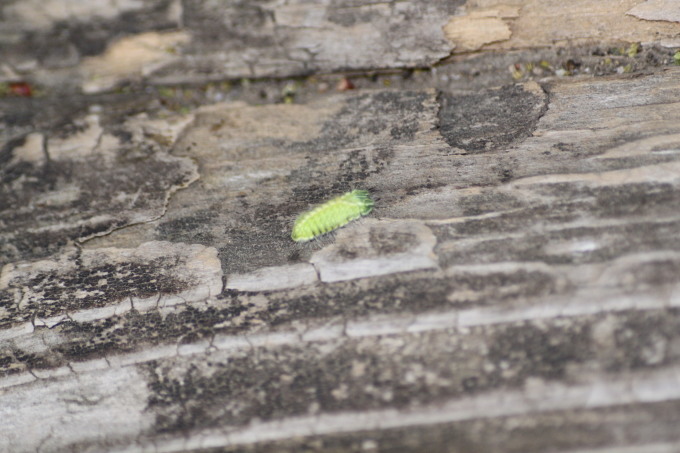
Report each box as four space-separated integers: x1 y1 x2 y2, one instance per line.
7 133 45 166
1 110 198 265
443 7 518 52
445 0 680 53
0 241 222 331
81 31 190 93
627 0 680 23
311 220 439 283
227 263 318 292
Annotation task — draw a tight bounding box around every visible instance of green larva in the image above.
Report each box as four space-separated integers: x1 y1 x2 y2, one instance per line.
291 190 374 242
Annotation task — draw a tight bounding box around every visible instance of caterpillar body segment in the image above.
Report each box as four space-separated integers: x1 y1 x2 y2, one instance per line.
291 190 374 242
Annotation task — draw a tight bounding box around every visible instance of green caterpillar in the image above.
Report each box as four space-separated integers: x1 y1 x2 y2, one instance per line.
291 190 374 242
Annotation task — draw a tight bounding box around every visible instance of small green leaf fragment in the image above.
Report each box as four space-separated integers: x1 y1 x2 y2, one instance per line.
626 42 640 58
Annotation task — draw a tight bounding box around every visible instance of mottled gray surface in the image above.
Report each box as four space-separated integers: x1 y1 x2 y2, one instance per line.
0 0 460 92
0 107 197 265
2 65 680 452
2 1 680 449
2 0 678 94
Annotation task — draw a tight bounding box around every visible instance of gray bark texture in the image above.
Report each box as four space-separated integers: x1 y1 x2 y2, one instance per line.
2 0 680 452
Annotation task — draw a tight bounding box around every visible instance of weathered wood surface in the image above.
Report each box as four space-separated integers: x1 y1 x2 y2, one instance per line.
1 0 679 92
2 0 680 452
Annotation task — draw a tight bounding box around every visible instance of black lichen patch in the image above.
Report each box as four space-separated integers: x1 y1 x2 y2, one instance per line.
201 400 680 453
615 257 680 289
455 190 526 218
183 0 275 52
0 268 563 376
10 347 64 371
326 7 386 28
261 272 452 324
219 200 300 274
142 331 483 432
0 136 29 173
142 317 594 432
260 267 564 326
155 187 302 275
0 301 250 373
430 203 582 241
0 256 192 330
590 183 680 218
431 180 680 249
437 84 547 153
368 228 418 255
0 116 196 265
282 91 432 203
526 182 680 220
608 310 680 370
432 178 680 268
0 90 155 140
445 268 563 307
156 209 218 246
289 91 430 155
487 322 592 382
436 219 680 267
326 91 427 146
55 303 249 362
285 148 387 211
0 348 28 377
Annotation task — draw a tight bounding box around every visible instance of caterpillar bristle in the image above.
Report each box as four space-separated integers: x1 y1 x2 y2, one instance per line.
291 189 374 242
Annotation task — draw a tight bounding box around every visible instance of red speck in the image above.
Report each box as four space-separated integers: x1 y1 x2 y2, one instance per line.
336 78 355 91
9 82 32 97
